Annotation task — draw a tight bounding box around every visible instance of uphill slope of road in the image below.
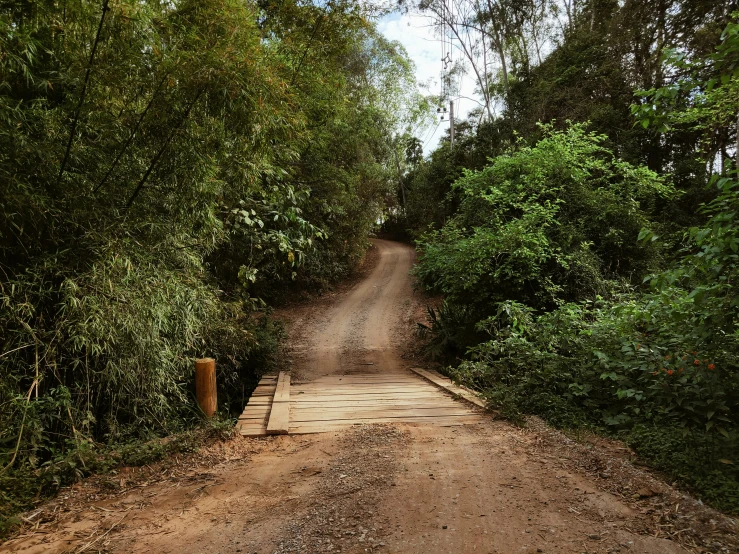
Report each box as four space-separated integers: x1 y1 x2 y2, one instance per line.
285 238 419 380
2 240 736 554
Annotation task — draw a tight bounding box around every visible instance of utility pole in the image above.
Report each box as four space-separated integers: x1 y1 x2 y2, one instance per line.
450 100 455 150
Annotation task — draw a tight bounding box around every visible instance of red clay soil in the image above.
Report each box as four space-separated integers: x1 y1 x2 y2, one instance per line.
2 239 736 554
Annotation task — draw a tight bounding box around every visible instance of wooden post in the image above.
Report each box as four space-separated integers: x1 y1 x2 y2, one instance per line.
195 358 217 417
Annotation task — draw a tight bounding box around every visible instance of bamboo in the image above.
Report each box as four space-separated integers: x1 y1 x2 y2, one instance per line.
58 0 110 186
195 358 217 417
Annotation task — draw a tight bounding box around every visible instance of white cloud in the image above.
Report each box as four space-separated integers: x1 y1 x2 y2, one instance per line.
377 10 479 154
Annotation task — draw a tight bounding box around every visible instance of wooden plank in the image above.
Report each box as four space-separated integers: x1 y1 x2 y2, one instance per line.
239 423 269 430
298 377 417 381
238 412 270 420
311 372 411 377
237 420 269 436
240 405 272 414
291 381 434 389
236 375 278 435
266 371 290 435
290 387 437 394
239 405 271 414
410 367 488 409
272 372 290 403
292 408 474 421
239 429 268 437
290 399 455 408
239 370 487 436
292 414 482 424
310 373 415 378
289 415 482 434
291 408 474 421
242 399 276 405
291 405 471 413
306 376 421 384
291 404 465 413
291 386 439 393
292 391 448 402
298 380 423 387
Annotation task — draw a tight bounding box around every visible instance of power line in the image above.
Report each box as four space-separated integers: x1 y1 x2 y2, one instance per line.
421 120 439 144
421 118 442 145
438 0 455 150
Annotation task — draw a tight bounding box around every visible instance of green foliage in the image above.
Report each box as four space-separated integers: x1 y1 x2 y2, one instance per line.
448 286 739 510
625 424 739 514
400 0 731 239
411 14 739 512
414 123 672 312
632 14 739 152
443 171 739 510
416 300 485 361
0 0 420 531
402 142 463 236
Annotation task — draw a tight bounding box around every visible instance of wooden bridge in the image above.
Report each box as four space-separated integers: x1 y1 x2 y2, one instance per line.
237 368 486 436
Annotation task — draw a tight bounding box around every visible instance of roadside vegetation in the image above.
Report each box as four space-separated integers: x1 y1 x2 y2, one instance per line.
3 0 738 538
401 1 739 514
0 0 426 534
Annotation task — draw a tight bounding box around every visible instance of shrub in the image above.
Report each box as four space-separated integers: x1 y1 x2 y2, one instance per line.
447 176 739 510
413 123 673 312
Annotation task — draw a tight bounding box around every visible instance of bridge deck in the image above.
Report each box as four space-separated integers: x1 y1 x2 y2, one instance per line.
237 369 485 436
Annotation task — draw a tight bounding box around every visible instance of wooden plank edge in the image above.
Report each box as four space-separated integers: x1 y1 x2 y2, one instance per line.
409 367 488 410
288 419 483 434
266 371 290 435
236 421 268 436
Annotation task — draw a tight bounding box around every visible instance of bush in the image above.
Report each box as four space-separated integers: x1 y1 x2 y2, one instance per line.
446 175 739 511
413 123 673 312
416 301 487 361
0 0 419 532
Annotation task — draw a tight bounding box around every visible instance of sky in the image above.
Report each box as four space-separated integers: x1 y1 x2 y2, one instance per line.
377 10 478 154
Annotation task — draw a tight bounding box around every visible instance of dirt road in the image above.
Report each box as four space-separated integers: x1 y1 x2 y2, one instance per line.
2 240 736 554
289 238 417 380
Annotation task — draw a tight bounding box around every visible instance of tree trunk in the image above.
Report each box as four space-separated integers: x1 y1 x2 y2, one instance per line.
491 19 510 94
483 0 510 95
